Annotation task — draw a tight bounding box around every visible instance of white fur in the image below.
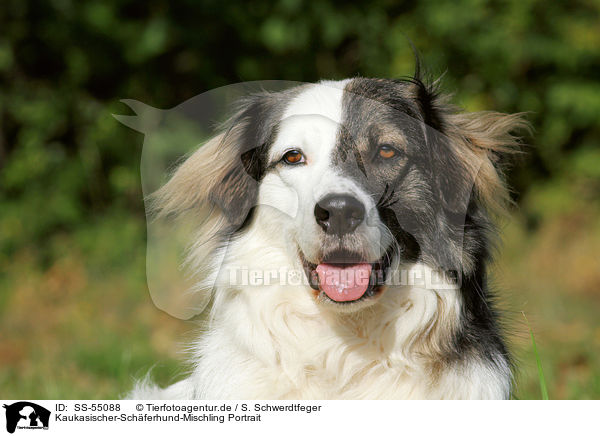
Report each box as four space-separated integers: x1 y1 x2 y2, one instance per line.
132 233 510 399
263 81 391 265
130 81 511 400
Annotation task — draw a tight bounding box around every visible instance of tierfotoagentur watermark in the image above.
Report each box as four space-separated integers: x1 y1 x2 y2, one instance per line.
226 265 460 290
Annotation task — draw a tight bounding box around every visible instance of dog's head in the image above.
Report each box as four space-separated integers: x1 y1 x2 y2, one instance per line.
152 77 526 312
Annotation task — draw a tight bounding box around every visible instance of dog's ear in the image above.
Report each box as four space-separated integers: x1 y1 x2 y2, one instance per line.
410 78 528 216
149 94 277 230
143 93 281 318
149 133 247 224
443 110 529 216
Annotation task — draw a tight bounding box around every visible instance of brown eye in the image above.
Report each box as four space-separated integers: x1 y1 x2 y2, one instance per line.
378 145 397 159
282 150 305 165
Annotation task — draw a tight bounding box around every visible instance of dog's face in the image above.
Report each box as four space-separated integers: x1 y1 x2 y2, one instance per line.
155 78 524 313
258 80 438 308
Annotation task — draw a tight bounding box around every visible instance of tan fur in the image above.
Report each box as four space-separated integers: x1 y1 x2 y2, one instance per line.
147 132 233 290
444 110 529 217
149 133 227 218
406 79 529 217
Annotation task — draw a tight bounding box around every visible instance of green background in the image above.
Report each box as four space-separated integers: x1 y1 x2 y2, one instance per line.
1 0 599 399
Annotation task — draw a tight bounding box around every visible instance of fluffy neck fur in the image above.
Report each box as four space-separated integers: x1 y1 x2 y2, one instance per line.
176 209 510 400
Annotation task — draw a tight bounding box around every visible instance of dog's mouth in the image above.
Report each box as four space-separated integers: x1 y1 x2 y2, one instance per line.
299 247 394 304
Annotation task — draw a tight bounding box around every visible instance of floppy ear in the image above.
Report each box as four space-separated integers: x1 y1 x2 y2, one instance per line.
443 110 529 216
149 93 279 230
411 78 528 216
150 130 259 230
140 103 269 318
145 93 280 307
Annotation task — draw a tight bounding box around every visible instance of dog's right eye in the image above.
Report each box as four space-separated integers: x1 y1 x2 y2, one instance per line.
282 150 305 165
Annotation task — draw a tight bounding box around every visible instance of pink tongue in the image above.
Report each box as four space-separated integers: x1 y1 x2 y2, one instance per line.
315 263 372 302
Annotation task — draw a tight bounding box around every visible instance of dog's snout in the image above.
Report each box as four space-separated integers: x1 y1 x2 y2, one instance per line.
314 194 365 236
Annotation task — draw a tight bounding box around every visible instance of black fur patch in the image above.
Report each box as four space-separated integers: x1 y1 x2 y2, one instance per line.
212 89 298 229
337 77 510 372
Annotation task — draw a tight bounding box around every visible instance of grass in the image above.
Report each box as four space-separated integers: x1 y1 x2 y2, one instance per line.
492 180 600 399
1 192 599 399
0 212 189 399
523 312 549 400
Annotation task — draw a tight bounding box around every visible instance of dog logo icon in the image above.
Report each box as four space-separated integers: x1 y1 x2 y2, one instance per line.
3 402 50 434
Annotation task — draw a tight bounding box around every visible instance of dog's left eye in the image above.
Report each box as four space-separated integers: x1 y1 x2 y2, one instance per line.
378 145 399 159
282 150 305 165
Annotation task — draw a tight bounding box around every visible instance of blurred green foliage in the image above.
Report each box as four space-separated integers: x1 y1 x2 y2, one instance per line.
1 0 599 262
0 0 599 399
1 0 599 260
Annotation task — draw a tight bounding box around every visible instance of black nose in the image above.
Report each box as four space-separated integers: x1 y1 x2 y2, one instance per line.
314 194 365 236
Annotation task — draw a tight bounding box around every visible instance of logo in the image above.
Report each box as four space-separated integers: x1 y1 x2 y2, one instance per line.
3 402 50 434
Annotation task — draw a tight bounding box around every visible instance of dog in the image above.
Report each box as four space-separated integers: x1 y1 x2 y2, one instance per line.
130 75 527 399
